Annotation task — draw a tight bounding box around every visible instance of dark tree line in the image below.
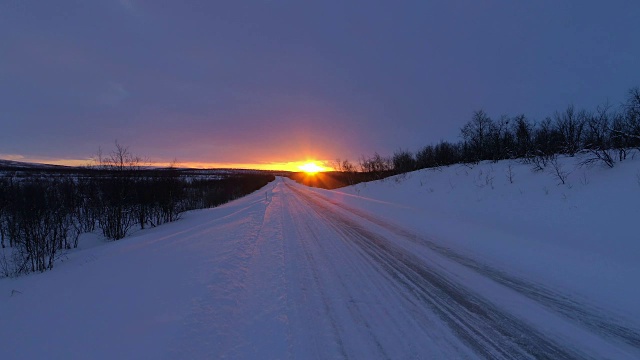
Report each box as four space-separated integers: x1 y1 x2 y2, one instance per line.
295 87 640 189
0 144 274 276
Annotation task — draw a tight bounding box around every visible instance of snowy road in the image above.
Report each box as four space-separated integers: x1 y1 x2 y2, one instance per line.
273 180 639 359
1 177 639 359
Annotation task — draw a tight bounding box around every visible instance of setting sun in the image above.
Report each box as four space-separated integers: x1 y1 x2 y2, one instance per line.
299 162 326 174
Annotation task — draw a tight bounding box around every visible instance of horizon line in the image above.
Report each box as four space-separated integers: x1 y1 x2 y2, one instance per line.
0 156 333 172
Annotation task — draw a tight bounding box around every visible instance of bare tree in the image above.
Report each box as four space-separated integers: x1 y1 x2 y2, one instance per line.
99 141 144 171
331 159 344 172
581 104 615 168
486 115 513 162
94 141 143 240
554 105 586 156
609 87 640 156
339 160 357 185
531 117 561 170
392 149 416 173
461 110 494 162
512 114 533 160
416 145 436 169
359 152 391 178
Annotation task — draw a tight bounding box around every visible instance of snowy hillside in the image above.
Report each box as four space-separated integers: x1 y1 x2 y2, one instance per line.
332 154 640 316
1 154 639 359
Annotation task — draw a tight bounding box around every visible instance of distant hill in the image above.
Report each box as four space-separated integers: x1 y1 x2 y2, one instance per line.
0 159 71 170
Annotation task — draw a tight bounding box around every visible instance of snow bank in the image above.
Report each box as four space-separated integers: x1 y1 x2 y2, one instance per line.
325 154 640 318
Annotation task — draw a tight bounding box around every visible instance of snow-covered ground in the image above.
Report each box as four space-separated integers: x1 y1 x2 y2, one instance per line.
1 155 639 359
333 155 640 316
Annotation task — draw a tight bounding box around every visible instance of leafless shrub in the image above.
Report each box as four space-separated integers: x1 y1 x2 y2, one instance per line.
548 155 570 185
331 158 357 185
579 149 615 168
531 151 554 172
506 164 515 184
582 104 615 168
474 167 495 189
0 147 275 276
358 152 392 180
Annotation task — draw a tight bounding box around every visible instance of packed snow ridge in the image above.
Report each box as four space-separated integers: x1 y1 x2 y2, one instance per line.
1 154 639 359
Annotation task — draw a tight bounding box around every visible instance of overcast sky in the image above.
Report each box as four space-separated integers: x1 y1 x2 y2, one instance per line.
1 1 639 169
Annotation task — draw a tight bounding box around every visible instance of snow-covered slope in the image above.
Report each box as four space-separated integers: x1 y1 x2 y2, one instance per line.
1 155 639 359
330 155 640 316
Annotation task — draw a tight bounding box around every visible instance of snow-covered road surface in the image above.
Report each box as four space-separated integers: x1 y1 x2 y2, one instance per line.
1 177 638 359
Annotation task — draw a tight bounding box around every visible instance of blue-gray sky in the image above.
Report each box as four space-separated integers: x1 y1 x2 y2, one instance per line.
1 1 639 169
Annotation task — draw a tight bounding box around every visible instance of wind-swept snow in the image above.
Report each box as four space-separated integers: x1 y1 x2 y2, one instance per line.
1 155 639 359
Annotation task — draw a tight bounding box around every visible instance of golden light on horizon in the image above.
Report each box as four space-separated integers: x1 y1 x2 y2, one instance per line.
4 155 333 173
298 162 326 174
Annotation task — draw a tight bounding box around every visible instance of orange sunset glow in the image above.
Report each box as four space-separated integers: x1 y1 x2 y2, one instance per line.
3 155 332 172
298 162 327 174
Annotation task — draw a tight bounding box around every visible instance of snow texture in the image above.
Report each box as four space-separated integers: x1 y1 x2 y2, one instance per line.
1 155 639 359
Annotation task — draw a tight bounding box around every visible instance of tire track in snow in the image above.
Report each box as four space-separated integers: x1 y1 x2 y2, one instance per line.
282 186 391 359
287 182 592 359
305 188 640 351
